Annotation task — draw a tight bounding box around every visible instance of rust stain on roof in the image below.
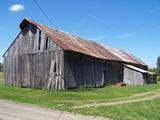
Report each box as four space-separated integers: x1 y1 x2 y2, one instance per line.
19 18 147 66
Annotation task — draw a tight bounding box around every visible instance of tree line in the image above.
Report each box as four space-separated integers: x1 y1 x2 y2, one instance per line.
149 56 160 81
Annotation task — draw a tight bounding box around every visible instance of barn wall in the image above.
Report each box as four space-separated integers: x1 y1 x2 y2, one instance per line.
64 51 123 88
64 51 104 88
3 23 64 90
104 61 123 85
123 67 145 85
4 51 64 89
4 23 61 57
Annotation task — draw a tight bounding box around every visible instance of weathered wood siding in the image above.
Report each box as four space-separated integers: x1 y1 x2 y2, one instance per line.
123 66 146 85
104 62 123 85
64 52 104 88
4 24 61 56
3 23 64 89
64 51 123 88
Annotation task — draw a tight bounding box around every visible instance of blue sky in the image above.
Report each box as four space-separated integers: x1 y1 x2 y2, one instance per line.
0 0 160 67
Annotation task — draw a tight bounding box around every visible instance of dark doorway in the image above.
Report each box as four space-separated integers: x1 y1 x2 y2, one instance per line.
102 69 107 85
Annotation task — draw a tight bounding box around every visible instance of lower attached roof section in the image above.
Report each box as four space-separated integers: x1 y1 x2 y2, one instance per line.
124 64 148 73
124 64 156 75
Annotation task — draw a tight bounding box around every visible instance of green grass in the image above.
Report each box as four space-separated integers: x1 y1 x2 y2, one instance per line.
73 98 160 120
0 72 160 119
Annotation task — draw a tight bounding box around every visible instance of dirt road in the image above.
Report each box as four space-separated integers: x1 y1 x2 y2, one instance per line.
74 90 160 108
0 99 107 120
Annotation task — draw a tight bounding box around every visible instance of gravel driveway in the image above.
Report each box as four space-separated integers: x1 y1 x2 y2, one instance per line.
0 99 107 120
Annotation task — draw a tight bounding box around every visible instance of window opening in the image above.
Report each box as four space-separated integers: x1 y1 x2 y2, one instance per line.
38 30 41 50
45 37 48 50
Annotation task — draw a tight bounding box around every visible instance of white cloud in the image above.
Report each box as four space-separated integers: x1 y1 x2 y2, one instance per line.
116 32 136 39
9 4 24 12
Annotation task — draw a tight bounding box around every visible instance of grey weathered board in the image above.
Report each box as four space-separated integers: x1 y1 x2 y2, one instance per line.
64 51 123 88
4 51 64 89
123 66 145 85
3 23 64 90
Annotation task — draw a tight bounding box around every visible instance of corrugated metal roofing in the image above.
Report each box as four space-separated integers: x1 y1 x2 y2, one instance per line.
101 44 146 65
124 64 148 73
19 18 147 66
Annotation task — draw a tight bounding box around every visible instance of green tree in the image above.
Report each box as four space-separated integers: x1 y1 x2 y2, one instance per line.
0 63 2 72
148 67 156 73
157 56 160 68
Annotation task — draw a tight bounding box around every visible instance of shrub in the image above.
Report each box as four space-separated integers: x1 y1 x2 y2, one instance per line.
158 76 160 81
0 63 2 72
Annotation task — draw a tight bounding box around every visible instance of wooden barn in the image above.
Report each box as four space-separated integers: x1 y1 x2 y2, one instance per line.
3 18 156 90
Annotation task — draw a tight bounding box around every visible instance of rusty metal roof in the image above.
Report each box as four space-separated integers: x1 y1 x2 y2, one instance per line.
101 45 146 65
19 18 147 66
